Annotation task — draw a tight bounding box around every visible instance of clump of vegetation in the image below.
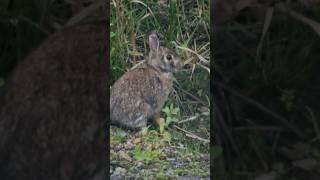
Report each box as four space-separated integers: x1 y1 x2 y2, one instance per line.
110 126 210 178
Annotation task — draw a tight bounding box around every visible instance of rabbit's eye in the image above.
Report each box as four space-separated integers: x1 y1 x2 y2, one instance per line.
166 54 172 61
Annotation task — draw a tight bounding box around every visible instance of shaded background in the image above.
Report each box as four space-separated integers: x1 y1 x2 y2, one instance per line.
213 0 320 179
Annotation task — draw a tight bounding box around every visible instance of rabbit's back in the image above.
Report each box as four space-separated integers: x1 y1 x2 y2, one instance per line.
0 22 107 180
111 65 173 128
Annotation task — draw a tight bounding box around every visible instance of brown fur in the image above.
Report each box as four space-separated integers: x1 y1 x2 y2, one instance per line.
110 32 182 129
0 22 107 180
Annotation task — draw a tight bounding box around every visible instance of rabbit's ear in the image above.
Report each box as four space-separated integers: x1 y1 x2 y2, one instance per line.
148 31 159 53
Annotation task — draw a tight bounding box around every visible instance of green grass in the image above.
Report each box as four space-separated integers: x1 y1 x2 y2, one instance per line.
110 0 210 178
110 126 210 178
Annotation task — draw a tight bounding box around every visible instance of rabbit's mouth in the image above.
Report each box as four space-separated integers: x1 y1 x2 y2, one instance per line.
172 60 183 72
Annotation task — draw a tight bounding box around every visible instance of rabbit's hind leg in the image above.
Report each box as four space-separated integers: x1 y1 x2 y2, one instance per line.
132 102 154 128
152 112 164 127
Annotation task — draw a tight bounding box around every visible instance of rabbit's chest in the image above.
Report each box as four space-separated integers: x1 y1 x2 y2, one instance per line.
157 73 173 97
141 75 171 111
160 74 173 89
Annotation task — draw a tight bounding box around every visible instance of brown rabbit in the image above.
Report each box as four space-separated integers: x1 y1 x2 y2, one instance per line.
110 31 183 129
0 21 107 180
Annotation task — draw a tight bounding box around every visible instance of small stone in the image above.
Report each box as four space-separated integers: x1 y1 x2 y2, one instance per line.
113 167 127 176
125 140 134 149
133 137 141 144
114 144 124 151
159 155 166 160
167 157 176 162
143 143 152 150
137 161 144 168
119 151 132 162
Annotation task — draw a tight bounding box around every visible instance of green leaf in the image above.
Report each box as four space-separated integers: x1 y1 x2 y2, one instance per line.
162 106 170 115
159 122 165 134
132 146 152 162
166 117 173 125
170 103 174 110
110 32 116 38
172 107 180 115
171 117 179 123
162 131 172 142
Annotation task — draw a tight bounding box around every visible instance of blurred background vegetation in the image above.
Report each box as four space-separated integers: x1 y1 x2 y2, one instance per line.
213 0 320 179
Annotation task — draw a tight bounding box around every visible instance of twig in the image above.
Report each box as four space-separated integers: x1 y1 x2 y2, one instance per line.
130 60 146 70
306 106 320 140
256 7 274 63
176 46 209 64
178 114 200 124
234 126 286 132
215 106 245 164
18 16 50 35
276 3 320 37
172 125 209 143
216 82 305 139
196 62 210 73
235 0 255 12
249 135 268 171
173 84 207 105
271 131 281 155
65 0 105 27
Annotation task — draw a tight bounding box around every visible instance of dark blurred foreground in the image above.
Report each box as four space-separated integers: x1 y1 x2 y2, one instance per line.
0 1 108 179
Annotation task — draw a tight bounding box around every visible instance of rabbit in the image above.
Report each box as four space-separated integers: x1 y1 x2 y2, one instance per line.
110 31 183 129
0 21 107 180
